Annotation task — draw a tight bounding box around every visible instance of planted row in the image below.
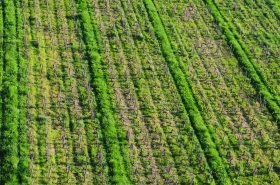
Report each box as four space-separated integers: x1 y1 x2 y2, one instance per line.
204 0 280 123
93 1 180 183
15 0 30 183
0 1 3 179
216 0 280 95
0 0 19 184
64 0 109 183
154 0 279 182
265 0 280 21
76 0 131 184
142 0 231 184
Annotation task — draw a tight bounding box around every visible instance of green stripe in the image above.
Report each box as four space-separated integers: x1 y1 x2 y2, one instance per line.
142 0 231 184
1 0 19 183
76 0 131 184
204 0 280 123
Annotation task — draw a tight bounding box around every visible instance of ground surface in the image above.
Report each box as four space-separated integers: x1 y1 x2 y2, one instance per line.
0 0 279 184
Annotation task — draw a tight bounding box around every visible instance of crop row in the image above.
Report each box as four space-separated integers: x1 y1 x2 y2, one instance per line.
258 0 280 25
120 0 215 183
0 0 19 183
18 0 100 184
26 0 58 183
64 0 108 183
76 0 132 184
21 0 42 183
203 0 280 124
214 0 280 103
95 1 180 183
142 0 232 184
93 0 219 183
16 0 30 183
152 0 280 183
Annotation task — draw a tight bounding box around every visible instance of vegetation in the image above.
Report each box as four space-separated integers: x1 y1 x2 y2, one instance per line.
0 0 279 184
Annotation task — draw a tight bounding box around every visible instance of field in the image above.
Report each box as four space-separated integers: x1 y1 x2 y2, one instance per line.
0 0 279 184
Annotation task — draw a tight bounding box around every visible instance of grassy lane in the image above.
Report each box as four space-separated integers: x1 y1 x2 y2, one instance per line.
112 0 187 182
95 1 200 183
119 0 217 183
214 0 280 99
203 0 280 123
0 0 19 183
15 0 30 183
94 1 169 183
153 0 248 182
92 2 152 184
191 0 280 143
97 1 182 183
76 0 131 184
65 0 111 184
84 1 135 183
141 0 231 184
100 0 212 183
93 1 172 183
152 0 280 183
50 0 105 183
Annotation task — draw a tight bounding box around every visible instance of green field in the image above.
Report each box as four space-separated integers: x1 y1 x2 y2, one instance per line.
0 0 279 184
